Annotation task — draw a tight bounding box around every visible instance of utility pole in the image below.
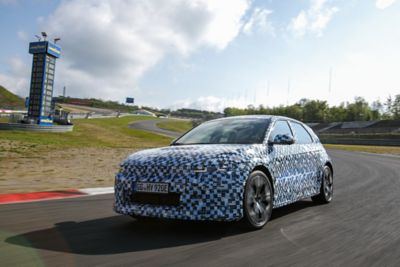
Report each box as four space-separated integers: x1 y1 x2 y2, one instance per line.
265 80 270 107
287 78 290 106
63 86 66 97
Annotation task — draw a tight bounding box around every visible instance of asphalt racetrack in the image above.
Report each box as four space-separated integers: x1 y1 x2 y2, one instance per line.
129 119 183 138
1 149 400 266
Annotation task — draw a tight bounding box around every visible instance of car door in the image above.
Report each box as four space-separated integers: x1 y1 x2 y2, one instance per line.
266 120 299 207
288 121 320 199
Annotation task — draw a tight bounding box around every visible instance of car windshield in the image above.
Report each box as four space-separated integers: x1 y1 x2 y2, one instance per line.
173 118 270 145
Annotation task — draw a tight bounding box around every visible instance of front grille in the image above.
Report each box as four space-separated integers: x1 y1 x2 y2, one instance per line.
131 192 181 206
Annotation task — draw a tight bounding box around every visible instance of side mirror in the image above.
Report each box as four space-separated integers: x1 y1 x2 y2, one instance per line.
270 134 295 145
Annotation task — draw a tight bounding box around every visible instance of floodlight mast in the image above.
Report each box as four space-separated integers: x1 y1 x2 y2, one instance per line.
41 32 47 41
54 37 61 44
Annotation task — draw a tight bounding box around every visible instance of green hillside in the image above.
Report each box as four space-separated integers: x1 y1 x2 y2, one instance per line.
55 96 139 113
0 85 25 109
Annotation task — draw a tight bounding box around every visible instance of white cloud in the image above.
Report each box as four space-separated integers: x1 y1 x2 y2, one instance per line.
0 0 18 5
170 95 256 112
0 57 30 97
17 30 28 41
290 11 308 36
376 0 397 9
242 7 273 35
289 0 338 37
30 0 249 101
330 50 400 105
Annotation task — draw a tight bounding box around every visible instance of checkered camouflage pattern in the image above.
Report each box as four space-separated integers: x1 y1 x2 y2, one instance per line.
114 116 332 221
273 133 293 144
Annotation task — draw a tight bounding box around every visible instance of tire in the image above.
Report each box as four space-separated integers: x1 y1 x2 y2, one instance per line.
312 165 333 204
242 171 273 230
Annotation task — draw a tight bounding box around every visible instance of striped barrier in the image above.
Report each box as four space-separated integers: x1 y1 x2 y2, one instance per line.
0 187 114 205
0 123 73 132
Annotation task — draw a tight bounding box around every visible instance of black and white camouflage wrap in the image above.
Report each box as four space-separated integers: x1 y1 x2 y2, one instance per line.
114 116 332 221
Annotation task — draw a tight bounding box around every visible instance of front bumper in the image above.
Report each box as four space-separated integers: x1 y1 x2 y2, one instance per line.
113 174 244 221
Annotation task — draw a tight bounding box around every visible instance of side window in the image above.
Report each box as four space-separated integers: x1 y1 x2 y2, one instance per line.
291 122 313 144
269 120 293 142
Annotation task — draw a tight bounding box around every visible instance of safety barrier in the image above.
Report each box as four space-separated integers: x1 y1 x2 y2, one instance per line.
0 123 73 132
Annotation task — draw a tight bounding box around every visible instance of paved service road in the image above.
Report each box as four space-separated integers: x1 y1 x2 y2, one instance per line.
129 119 184 138
1 150 400 266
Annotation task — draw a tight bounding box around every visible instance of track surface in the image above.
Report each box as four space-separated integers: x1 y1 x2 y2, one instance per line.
129 119 183 138
1 150 400 266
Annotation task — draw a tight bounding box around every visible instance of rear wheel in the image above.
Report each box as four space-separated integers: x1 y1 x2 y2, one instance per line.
312 165 333 204
243 171 273 230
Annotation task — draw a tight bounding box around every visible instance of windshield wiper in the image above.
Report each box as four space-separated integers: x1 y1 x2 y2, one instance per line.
172 142 209 146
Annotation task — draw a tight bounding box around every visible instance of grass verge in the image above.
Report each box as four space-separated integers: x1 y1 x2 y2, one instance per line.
0 115 172 154
324 144 400 155
156 120 193 133
0 116 174 193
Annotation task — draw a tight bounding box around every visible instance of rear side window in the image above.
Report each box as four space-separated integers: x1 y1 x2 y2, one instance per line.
269 120 293 142
291 122 313 144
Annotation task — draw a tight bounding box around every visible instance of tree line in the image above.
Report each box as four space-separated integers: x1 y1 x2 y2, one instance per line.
224 95 400 123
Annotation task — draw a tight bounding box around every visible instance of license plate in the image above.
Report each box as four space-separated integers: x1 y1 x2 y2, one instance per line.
135 182 169 194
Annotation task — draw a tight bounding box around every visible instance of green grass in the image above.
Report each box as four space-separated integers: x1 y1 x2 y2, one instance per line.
0 85 25 109
0 116 174 155
156 120 193 133
324 144 400 155
0 117 9 123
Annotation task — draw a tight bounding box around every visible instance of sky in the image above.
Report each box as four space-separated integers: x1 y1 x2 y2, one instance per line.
0 0 399 112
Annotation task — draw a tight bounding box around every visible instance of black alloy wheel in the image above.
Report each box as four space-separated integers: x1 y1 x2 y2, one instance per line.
312 165 333 204
243 171 273 230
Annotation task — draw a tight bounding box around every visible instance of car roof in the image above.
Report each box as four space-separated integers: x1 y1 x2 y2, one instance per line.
211 115 304 124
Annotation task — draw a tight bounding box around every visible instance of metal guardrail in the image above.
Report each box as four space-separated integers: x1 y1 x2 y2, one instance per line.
0 123 73 132
320 138 400 147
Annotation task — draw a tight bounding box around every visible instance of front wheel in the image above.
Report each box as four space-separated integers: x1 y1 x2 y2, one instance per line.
242 171 273 230
312 165 333 204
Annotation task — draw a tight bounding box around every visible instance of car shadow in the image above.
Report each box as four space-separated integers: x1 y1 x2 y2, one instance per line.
5 200 316 255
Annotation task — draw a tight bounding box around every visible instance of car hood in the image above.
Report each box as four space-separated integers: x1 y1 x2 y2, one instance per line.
122 144 264 167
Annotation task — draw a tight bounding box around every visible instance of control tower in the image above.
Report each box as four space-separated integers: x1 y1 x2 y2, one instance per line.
27 36 61 125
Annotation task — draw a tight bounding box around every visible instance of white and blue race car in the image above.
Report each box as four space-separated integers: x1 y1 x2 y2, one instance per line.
114 115 333 229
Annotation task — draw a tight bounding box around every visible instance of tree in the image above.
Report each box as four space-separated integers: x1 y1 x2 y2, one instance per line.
302 100 328 122
345 97 371 121
222 95 397 122
384 95 400 119
326 103 346 122
370 100 382 120
390 94 400 119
